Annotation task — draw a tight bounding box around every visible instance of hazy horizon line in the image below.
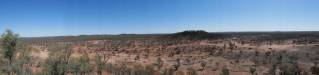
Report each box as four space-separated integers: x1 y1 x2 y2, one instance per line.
19 30 319 38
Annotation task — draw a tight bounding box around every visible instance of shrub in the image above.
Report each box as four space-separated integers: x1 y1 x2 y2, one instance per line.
186 67 197 75
95 54 107 75
42 44 72 75
155 57 163 70
278 63 301 75
220 66 229 75
249 66 256 75
105 61 160 75
311 62 319 75
162 68 175 75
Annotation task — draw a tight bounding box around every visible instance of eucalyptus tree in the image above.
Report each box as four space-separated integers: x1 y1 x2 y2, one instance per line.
0 30 19 75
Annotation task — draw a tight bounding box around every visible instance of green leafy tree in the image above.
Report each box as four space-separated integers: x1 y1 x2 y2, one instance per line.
1 30 18 62
0 30 19 75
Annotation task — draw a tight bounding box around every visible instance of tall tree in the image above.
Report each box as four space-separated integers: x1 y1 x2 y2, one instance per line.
1 29 18 62
1 29 19 75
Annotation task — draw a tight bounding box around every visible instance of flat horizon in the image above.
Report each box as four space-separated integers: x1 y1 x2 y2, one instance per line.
1 0 319 37
18 30 319 38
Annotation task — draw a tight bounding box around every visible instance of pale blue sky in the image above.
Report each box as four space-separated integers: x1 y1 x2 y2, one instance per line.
0 0 319 37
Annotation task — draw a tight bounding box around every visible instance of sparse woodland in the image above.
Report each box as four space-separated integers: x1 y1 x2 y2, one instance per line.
1 30 319 75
